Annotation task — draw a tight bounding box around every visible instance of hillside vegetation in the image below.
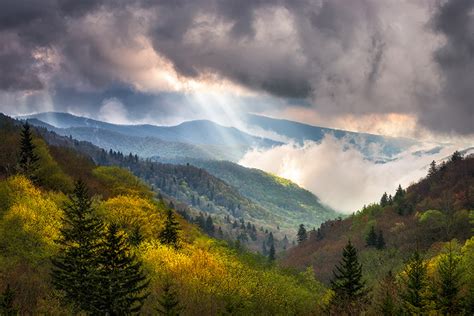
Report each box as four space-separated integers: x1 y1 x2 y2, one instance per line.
0 115 327 314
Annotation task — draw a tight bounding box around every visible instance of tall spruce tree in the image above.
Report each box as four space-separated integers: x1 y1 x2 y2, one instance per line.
366 226 377 247
376 230 386 250
374 271 400 315
330 240 368 314
297 224 308 244
159 208 180 249
436 245 462 315
157 280 181 316
268 243 276 263
95 223 149 314
17 122 39 181
401 251 428 314
380 192 389 207
51 180 104 313
129 225 144 247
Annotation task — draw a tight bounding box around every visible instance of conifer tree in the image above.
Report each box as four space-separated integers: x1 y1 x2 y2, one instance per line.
297 224 308 244
436 245 462 315
374 271 400 315
51 180 104 313
401 251 428 314
129 225 144 247
95 223 149 314
205 215 215 236
329 240 368 314
380 192 388 207
376 230 386 250
268 243 276 263
157 280 181 316
365 226 377 247
0 284 17 315
17 122 39 181
428 160 437 177
159 208 180 249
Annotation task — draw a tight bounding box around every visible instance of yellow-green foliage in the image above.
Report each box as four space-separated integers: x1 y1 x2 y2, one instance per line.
93 166 153 198
0 172 326 315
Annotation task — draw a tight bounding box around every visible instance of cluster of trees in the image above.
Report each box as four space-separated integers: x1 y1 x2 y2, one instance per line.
327 239 473 315
365 225 385 249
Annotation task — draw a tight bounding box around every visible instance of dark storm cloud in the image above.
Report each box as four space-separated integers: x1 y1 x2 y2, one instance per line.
422 0 474 134
0 0 473 135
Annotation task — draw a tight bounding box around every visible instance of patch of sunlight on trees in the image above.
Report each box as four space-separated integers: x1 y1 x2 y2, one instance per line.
93 166 153 198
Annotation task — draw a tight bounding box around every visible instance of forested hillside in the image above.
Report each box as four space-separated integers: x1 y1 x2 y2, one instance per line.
282 153 474 313
0 115 327 314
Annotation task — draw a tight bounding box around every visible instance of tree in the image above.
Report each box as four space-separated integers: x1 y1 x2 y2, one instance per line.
95 223 149 314
428 160 437 177
268 243 276 263
51 180 104 313
129 225 144 247
157 280 181 315
205 215 215 236
366 226 377 247
376 230 386 250
329 240 369 314
401 251 428 314
159 208 180 249
380 192 388 207
373 271 400 315
297 224 308 244
436 245 462 314
0 284 17 315
17 122 39 181
450 151 463 163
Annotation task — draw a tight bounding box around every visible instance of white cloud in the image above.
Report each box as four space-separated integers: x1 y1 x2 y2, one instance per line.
98 98 130 125
239 135 465 214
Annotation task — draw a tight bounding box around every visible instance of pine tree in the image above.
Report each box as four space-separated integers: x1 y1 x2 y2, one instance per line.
205 215 215 236
450 151 462 162
51 180 104 313
0 284 17 315
376 230 385 250
157 280 181 315
17 122 39 181
428 160 437 177
436 245 462 315
380 192 388 207
159 208 180 249
129 226 144 247
95 223 149 314
329 240 368 314
268 243 276 263
401 251 428 314
365 226 377 247
297 224 308 244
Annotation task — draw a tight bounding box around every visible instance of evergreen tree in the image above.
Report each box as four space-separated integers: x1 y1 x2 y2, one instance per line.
95 223 149 314
268 243 276 263
329 240 368 314
365 226 377 247
297 224 308 244
376 230 386 250
450 150 463 162
428 160 437 177
267 232 274 247
17 122 39 181
401 251 428 314
205 215 215 236
129 226 144 247
380 192 388 207
157 280 181 316
262 241 268 256
0 284 17 315
51 180 104 313
436 245 462 315
159 208 180 249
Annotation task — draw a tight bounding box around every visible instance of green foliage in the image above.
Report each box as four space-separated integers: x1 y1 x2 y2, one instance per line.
329 240 369 314
365 226 377 247
435 243 463 314
93 166 152 198
376 230 385 250
159 208 181 249
0 284 17 315
401 251 429 314
95 223 149 314
297 224 308 244
157 280 181 316
268 243 276 262
17 123 39 182
51 180 105 312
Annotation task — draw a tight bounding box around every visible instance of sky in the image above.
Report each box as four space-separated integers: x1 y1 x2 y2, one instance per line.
0 0 473 138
